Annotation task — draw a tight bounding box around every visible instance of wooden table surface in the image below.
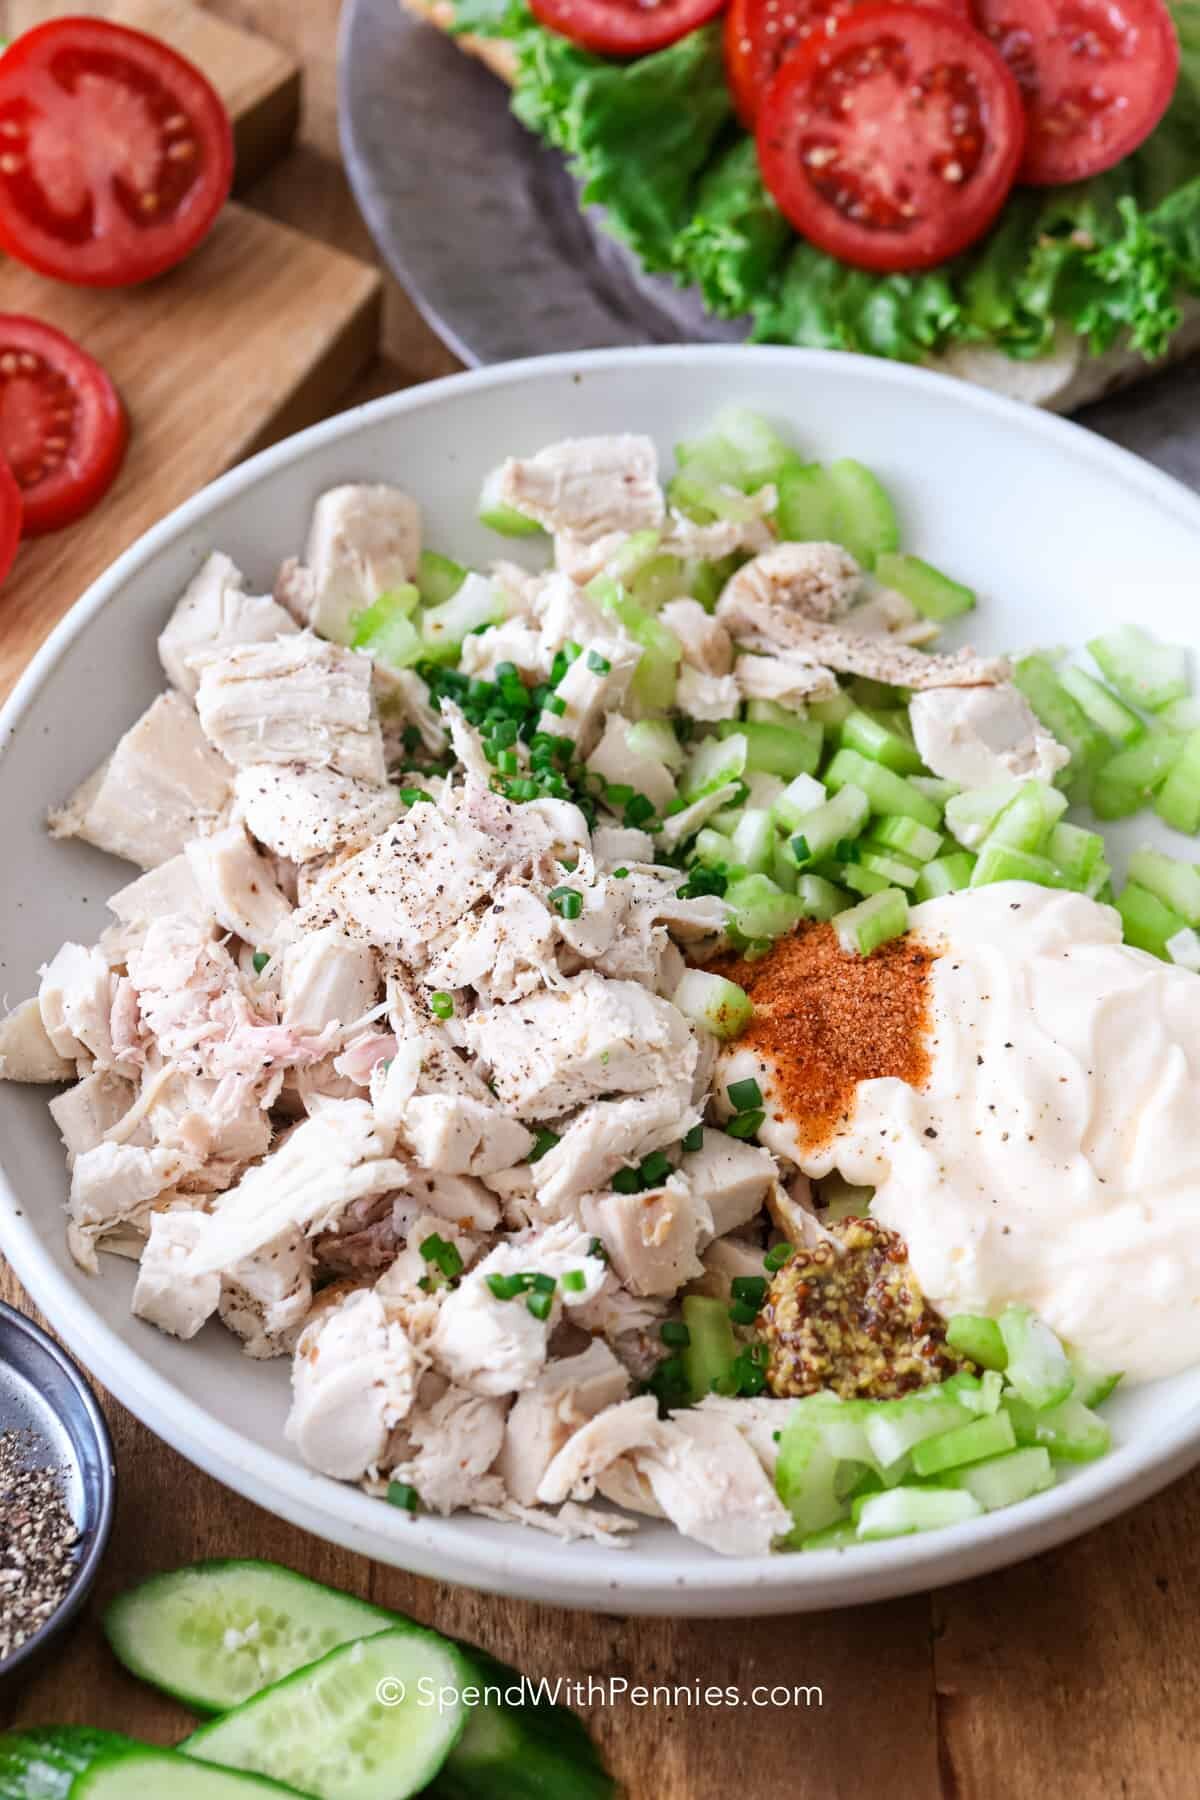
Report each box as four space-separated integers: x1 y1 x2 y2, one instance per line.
2 5 1200 1796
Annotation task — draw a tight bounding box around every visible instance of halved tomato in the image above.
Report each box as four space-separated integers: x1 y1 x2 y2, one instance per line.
0 458 21 586
528 0 727 55
725 0 970 127
974 0 1179 186
756 4 1026 271
0 317 127 535
0 17 234 287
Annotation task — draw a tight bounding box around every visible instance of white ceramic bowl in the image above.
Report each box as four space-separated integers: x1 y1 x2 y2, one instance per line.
4 347 1200 1617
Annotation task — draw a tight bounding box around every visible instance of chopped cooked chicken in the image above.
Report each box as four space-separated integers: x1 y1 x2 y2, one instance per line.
656 782 742 851
680 1129 776 1239
48 1069 135 1162
70 1142 194 1272
39 944 114 1067
458 618 544 683
381 668 447 756
585 714 677 814
386 1378 509 1515
50 692 233 870
719 542 863 627
195 634 385 783
299 484 421 643
286 1284 419 1481
401 1094 534 1178
847 586 940 647
132 1209 221 1340
722 598 1009 689
421 883 558 1005
531 1087 699 1217
909 683 1070 787
659 598 733 676
185 824 292 946
688 1234 773 1302
497 435 665 542
158 552 298 697
463 973 696 1119
235 764 401 864
592 825 655 867
219 1226 313 1359
279 928 377 1036
105 855 209 943
581 1176 712 1297
498 1340 630 1505
661 492 776 562
544 631 640 755
733 652 839 707
0 997 76 1082
676 667 742 723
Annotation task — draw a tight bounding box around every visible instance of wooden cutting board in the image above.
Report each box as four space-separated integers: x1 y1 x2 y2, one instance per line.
0 0 383 699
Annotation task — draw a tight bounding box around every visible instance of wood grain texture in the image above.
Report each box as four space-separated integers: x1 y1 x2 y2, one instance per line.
1 5 1197 1799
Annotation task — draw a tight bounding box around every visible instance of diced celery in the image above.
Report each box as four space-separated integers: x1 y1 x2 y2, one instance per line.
786 784 871 867
730 809 776 876
834 888 908 957
775 462 839 544
775 1423 845 1538
681 1295 738 1403
672 969 752 1041
681 733 748 805
676 407 801 492
422 572 505 650
669 470 767 525
1091 733 1185 820
1166 926 1200 970
871 815 943 863
858 850 920 890
1003 1394 1111 1462
717 718 822 778
940 1447 1055 1511
1012 654 1109 784
808 687 855 728
685 553 739 614
478 466 544 536
798 1520 860 1551
863 1392 972 1470
1116 882 1185 958
840 708 924 776
604 528 664 587
825 459 900 569
1045 822 1105 889
824 748 942 829
691 827 735 870
795 874 850 920
945 1314 1008 1371
1158 696 1200 731
980 781 1068 854
910 773 962 808
350 586 424 667
914 851 976 900
910 1409 1016 1477
971 845 1074 890
786 1392 876 1464
715 771 785 827
1057 665 1146 747
819 1172 874 1221
943 781 1022 850
416 550 467 608
874 551 975 621
1154 728 1200 834
772 773 828 833
626 717 685 773
855 1487 983 1539
773 840 798 892
997 1306 1073 1410
1088 623 1189 711
1127 847 1200 925
836 863 893 898
726 873 804 941
1066 1348 1122 1410
746 698 799 725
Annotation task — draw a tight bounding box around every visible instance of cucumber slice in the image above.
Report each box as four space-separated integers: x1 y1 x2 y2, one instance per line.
0 1728 138 1800
184 1627 471 1798
104 1560 392 1714
428 1647 613 1800
75 1749 304 1797
997 1306 1074 1410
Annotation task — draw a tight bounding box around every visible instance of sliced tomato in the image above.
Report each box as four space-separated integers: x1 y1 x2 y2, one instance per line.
756 4 1026 272
528 0 727 55
725 0 970 127
974 0 1179 185
0 318 127 535
0 458 22 585
0 18 234 287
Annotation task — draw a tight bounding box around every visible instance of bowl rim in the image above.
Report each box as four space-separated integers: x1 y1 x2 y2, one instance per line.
0 1300 116 1679
5 344 1200 1615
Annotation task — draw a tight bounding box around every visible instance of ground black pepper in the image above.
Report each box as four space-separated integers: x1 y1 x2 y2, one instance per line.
0 1430 78 1660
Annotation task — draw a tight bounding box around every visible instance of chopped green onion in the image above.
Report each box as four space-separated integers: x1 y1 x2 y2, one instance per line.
661 1320 691 1347
625 792 656 827
612 866 630 880
764 1242 793 1273
612 1166 642 1195
549 886 583 921
588 1236 608 1262
561 1269 587 1294
526 1290 554 1322
251 951 270 975
834 888 908 956
386 1481 421 1513
728 1299 759 1326
429 991 454 1020
727 1077 763 1112
399 786 434 806
544 694 567 717
681 1124 704 1154
726 1109 765 1140
586 650 612 675
638 1150 674 1187
730 1275 767 1308
527 1128 560 1164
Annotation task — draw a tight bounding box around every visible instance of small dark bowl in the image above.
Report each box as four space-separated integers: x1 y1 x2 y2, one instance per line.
0 1302 116 1682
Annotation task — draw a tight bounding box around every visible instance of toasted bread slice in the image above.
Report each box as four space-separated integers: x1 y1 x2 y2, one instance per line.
398 0 1199 411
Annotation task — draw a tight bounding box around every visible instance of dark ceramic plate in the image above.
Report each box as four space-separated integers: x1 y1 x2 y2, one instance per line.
337 0 1200 486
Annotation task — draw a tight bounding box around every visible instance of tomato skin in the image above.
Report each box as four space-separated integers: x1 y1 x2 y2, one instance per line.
725 0 969 127
0 317 128 536
974 0 1180 186
528 0 727 55
0 458 22 586
756 4 1026 272
0 18 234 287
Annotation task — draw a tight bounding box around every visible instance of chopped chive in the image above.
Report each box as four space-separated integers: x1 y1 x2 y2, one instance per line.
420 1233 448 1262
251 951 270 975
726 1077 763 1112
402 725 422 753
527 1128 560 1164
605 782 635 808
544 694 568 717
588 1236 608 1262
625 793 655 826
549 886 583 920
526 1290 554 1322
429 991 454 1020
564 640 582 661
791 833 811 865
681 1124 704 1153
586 650 612 674
661 1320 691 1347
638 1150 673 1187
612 866 630 879
530 1271 557 1294
561 1269 587 1293
726 1109 765 1140
729 1300 759 1326
764 1242 793 1273
730 1275 767 1309
495 749 519 776
386 1481 420 1513
486 1273 523 1301
399 786 434 806
612 1166 642 1194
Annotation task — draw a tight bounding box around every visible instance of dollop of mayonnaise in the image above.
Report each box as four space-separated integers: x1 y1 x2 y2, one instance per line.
800 883 1200 1382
